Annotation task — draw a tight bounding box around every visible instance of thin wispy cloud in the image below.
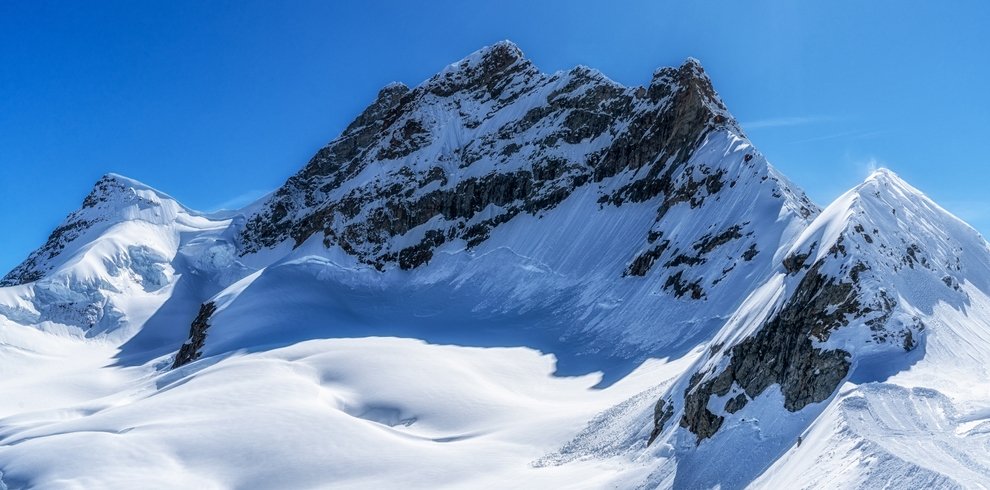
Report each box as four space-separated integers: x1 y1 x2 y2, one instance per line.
861 156 883 175
785 129 888 145
211 189 271 211
841 154 891 181
740 115 840 130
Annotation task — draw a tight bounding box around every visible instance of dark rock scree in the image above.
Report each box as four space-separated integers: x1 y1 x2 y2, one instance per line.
653 260 862 443
172 302 218 369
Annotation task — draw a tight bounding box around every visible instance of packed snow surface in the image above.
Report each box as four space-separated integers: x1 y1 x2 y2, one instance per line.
0 314 699 489
2 43 990 489
3 172 987 489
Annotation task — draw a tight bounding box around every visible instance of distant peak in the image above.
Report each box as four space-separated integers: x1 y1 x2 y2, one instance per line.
864 167 904 185
84 174 143 207
448 40 527 73
339 82 410 138
472 40 524 63
423 40 534 95
100 173 155 192
378 82 410 98
680 56 705 70
857 167 923 198
645 56 737 135
82 173 177 210
650 57 710 86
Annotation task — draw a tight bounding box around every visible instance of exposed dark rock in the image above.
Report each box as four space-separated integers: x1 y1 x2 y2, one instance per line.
424 41 533 99
724 393 748 414
693 225 743 255
240 51 740 274
664 252 705 268
397 229 446 270
679 375 725 441
903 329 915 351
852 223 876 244
664 270 705 299
742 244 759 261
708 342 725 357
625 240 671 277
419 166 448 187
827 234 848 258
647 398 675 446
646 225 744 277
0 219 92 286
783 242 817 274
378 119 430 160
678 260 863 441
904 243 927 269
172 302 218 369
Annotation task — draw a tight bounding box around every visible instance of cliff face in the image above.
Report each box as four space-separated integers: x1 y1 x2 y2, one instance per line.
640 169 990 489
239 42 813 274
209 41 820 366
0 43 818 359
4 41 986 489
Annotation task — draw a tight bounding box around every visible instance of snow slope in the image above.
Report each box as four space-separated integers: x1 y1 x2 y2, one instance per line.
2 42 989 489
640 170 990 489
750 172 990 489
0 322 698 489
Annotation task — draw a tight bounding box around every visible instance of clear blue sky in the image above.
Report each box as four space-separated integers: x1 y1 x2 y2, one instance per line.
2 1 988 274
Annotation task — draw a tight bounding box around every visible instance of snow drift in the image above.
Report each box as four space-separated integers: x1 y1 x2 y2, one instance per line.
1 41 988 489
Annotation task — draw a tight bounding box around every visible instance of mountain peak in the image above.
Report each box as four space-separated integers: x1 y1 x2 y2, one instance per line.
377 81 410 98
858 167 924 198
0 173 195 287
644 56 738 136
679 56 706 74
650 56 710 86
8 38 990 490
849 168 946 222
445 40 525 72
422 40 535 96
476 39 524 61
863 166 907 186
781 163 987 289
865 166 898 180
82 173 177 210
99 172 159 193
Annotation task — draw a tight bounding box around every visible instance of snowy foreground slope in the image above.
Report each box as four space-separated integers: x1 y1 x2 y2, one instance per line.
2 42 990 489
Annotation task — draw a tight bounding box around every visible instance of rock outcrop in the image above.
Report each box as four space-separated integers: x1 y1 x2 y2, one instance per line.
172 302 218 369
239 43 758 274
651 169 961 446
677 261 857 441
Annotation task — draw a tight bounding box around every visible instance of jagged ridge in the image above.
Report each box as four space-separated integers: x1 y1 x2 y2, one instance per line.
238 41 798 273
647 168 990 485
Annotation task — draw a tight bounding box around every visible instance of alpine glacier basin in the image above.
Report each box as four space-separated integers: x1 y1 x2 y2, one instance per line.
2 41 989 489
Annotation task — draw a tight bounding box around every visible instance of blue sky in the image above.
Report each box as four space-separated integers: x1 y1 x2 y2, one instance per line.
2 1 988 274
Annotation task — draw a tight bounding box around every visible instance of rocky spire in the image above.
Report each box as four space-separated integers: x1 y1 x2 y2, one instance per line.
421 40 538 97
240 40 811 282
341 82 410 137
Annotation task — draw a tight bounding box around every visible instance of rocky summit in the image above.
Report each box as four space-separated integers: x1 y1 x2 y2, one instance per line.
1 42 989 489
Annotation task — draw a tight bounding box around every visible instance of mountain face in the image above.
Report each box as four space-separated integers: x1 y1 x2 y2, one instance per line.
637 169 990 488
239 41 812 274
1 42 988 489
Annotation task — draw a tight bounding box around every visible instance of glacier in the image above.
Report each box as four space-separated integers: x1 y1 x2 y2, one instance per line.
0 41 988 489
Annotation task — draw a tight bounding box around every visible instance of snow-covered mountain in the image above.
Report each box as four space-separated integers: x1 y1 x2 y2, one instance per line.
638 169 990 488
1 41 988 489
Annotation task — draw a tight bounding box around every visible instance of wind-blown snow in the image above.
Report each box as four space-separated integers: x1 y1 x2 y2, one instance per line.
638 168 990 489
2 43 989 489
